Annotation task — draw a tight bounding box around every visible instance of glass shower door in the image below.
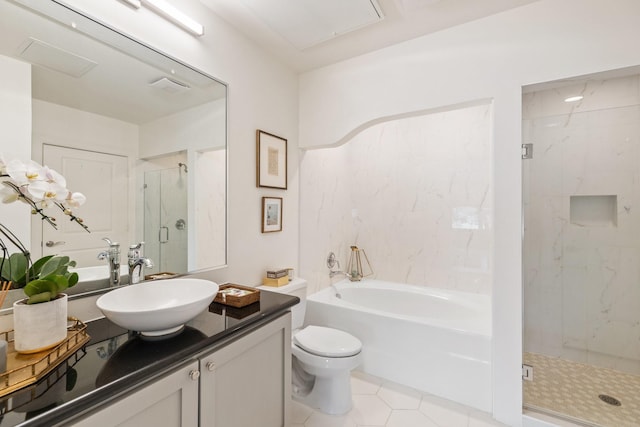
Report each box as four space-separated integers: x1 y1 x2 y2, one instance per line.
144 167 188 275
522 73 640 426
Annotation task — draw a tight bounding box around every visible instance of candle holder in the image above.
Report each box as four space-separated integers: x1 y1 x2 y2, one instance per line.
345 245 373 282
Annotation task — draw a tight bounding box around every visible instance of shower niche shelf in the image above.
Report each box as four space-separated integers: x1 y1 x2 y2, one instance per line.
569 195 617 227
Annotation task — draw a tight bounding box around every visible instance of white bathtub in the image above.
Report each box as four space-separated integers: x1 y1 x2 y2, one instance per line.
304 279 492 412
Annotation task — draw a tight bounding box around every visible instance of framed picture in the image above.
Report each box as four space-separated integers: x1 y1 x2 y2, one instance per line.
262 197 283 233
256 130 287 189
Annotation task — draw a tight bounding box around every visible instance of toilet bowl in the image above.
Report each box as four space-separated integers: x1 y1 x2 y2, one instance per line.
292 325 362 414
258 279 362 415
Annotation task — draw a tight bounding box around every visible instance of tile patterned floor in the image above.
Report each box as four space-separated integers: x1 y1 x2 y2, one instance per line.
291 371 507 427
523 352 640 427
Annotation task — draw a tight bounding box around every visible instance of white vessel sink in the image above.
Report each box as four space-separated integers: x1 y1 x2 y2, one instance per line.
96 278 219 336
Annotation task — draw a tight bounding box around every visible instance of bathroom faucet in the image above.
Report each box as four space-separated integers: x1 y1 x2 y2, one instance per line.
128 242 153 284
97 237 121 287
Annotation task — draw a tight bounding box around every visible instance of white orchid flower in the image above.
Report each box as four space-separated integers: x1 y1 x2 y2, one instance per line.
6 159 46 186
0 184 19 203
27 179 69 203
42 165 67 188
66 191 87 207
0 153 7 175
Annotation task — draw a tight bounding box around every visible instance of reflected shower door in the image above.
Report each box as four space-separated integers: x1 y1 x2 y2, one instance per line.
144 167 188 274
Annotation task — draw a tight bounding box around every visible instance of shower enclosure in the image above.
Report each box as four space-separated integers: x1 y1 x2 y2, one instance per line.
143 165 188 275
522 71 640 426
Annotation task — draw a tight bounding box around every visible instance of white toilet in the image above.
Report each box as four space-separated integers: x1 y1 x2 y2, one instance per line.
259 278 362 415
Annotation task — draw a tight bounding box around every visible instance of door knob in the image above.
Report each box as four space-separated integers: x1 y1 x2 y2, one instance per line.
45 240 66 247
206 361 215 372
189 370 200 381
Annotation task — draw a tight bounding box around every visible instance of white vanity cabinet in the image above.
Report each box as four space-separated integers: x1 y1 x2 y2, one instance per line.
69 312 292 427
199 312 292 427
71 361 200 427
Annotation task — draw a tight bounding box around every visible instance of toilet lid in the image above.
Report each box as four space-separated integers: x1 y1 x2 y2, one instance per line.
293 325 362 357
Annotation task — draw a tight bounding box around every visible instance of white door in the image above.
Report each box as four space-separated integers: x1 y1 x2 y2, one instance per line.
42 145 129 267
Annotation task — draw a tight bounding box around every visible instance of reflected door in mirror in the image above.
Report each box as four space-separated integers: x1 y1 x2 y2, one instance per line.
42 145 128 266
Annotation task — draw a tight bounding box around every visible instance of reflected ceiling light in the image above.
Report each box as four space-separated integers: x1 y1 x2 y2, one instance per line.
142 0 204 36
119 0 141 8
149 76 191 93
564 95 584 103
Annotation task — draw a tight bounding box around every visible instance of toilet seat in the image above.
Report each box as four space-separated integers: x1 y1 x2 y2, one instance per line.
293 325 361 358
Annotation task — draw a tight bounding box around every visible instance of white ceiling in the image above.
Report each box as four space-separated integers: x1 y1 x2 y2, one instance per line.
0 1 225 125
199 0 542 72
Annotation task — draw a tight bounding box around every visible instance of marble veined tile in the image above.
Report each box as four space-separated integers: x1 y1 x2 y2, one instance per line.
523 75 640 120
300 103 492 295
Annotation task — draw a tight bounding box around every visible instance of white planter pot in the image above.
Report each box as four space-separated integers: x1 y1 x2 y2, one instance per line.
13 294 68 354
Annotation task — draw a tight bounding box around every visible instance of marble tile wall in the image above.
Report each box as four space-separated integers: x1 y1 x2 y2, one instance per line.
299 103 493 295
523 74 640 374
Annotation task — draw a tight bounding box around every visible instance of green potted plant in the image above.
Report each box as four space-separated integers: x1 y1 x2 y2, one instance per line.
1 252 79 304
1 252 79 353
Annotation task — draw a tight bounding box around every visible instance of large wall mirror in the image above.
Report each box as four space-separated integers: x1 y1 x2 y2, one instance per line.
0 1 227 283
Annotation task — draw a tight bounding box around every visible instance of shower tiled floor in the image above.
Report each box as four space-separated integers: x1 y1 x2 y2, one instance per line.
291 370 507 427
523 352 640 427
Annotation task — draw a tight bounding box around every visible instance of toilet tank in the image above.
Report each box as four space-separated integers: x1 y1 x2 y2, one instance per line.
258 278 307 330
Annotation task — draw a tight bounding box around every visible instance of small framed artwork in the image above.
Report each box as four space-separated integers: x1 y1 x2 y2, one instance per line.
256 130 287 189
262 197 283 233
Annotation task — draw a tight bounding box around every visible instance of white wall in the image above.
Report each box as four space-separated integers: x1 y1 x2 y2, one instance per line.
0 56 32 249
298 0 640 425
57 0 300 286
300 103 492 296
139 99 226 158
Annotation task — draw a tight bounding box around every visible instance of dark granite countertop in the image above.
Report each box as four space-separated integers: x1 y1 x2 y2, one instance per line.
0 288 298 427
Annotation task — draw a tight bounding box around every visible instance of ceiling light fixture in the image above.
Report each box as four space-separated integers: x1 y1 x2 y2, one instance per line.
564 95 584 103
142 0 204 36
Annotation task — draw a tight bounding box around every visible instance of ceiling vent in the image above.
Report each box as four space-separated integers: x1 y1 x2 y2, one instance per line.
18 38 97 77
239 0 384 50
149 77 191 94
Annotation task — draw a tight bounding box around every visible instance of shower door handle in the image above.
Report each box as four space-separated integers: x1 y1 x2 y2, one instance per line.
159 226 169 243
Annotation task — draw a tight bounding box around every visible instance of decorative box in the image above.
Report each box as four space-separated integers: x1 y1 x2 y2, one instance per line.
214 284 260 308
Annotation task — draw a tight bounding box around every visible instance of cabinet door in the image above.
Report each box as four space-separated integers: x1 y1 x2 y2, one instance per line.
70 361 199 427
200 313 291 427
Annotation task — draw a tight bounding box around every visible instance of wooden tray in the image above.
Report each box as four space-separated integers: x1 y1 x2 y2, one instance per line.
0 317 90 397
214 284 260 308
144 272 179 280
210 300 261 319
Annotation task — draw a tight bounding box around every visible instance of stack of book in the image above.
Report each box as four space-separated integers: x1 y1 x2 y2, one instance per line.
262 268 289 287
